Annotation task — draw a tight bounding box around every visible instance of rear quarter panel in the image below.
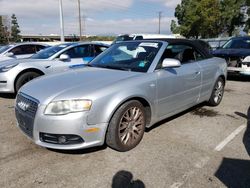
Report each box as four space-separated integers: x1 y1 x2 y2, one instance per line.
198 57 227 102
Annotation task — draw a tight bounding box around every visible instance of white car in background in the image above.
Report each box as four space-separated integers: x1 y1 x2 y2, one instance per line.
0 43 49 62
113 33 183 44
0 42 109 93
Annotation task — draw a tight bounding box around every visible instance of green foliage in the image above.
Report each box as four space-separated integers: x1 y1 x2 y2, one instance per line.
243 0 250 33
0 16 8 44
10 14 21 42
172 0 245 38
220 0 244 36
170 20 180 34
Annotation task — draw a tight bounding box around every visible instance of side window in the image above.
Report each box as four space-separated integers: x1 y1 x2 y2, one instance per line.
64 45 90 58
194 51 204 61
93 45 108 56
35 45 46 52
157 44 205 69
10 45 36 55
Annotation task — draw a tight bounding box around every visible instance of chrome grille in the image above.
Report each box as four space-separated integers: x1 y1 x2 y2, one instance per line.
15 93 39 138
16 93 38 118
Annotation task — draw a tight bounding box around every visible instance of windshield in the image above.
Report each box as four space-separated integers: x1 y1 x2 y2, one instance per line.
30 44 70 59
0 45 12 54
90 41 162 72
222 38 250 49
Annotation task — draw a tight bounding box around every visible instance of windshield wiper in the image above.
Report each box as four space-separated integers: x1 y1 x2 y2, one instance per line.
85 64 94 67
97 65 131 71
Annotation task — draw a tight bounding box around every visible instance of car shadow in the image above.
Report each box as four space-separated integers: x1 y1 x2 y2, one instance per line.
215 158 250 188
146 102 218 132
216 107 250 187
47 145 107 155
112 170 145 188
227 75 250 82
0 93 16 99
235 106 250 156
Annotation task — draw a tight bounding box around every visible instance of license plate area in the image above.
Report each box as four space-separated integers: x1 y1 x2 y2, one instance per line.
16 109 34 138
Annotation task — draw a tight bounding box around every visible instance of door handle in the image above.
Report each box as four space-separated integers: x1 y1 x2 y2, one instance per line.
195 71 201 75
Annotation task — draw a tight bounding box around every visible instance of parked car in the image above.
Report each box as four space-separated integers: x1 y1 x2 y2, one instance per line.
113 34 181 44
0 43 49 62
0 42 109 93
15 39 227 152
213 36 250 76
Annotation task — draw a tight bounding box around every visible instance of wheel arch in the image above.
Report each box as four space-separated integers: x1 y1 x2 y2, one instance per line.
14 68 45 91
107 96 152 127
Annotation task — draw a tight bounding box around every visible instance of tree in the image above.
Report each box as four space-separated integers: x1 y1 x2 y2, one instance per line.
219 0 244 36
0 16 8 44
243 0 250 33
172 0 245 38
10 14 21 42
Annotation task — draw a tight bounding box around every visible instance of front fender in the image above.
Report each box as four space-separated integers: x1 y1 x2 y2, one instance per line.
87 84 157 125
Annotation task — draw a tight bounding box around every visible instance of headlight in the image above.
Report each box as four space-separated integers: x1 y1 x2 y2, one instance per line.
44 99 92 115
0 63 19 72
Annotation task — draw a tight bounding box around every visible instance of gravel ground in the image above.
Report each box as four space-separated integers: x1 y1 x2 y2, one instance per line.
0 77 249 188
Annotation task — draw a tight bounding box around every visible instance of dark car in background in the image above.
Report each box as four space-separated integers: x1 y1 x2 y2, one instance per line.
212 36 250 76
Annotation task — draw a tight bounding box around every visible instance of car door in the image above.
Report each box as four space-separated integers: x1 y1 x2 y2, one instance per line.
52 44 91 72
156 44 202 118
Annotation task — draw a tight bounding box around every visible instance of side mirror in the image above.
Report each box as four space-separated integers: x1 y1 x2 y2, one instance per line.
242 56 250 63
5 52 14 57
162 58 181 68
59 54 70 61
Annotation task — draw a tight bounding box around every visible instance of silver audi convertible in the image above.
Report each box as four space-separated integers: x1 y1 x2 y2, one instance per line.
15 39 227 152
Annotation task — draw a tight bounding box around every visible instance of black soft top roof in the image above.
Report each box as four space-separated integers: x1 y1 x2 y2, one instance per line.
146 38 213 58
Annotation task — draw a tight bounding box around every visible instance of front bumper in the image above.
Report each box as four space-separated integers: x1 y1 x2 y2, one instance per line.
0 71 15 93
227 66 250 76
16 95 108 150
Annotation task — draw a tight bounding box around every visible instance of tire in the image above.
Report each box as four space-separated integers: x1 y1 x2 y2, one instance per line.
106 100 146 152
208 77 225 106
15 72 41 92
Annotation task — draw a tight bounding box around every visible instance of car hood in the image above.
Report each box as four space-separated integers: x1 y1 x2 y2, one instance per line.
212 48 250 57
20 67 142 104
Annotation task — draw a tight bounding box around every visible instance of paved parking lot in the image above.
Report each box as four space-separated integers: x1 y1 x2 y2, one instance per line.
0 77 249 188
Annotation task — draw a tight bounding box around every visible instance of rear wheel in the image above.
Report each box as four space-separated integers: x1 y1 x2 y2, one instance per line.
15 72 41 92
106 100 146 152
208 77 225 106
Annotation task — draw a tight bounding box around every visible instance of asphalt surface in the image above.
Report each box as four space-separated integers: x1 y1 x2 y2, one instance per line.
0 76 249 188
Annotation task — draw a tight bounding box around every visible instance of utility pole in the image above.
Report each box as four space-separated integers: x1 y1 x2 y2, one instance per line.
82 15 86 36
158 11 162 34
59 0 65 42
77 0 82 41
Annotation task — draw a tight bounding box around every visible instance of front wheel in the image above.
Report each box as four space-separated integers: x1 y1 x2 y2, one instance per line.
15 72 41 92
208 77 225 106
106 100 146 152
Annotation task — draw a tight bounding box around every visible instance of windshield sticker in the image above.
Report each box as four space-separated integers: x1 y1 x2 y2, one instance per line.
138 61 146 67
139 43 158 48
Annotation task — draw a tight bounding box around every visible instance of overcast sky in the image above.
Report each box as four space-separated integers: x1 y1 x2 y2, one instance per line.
0 0 181 36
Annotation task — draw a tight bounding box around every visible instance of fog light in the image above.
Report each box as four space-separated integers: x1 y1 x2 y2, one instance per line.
40 133 84 145
58 136 67 144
